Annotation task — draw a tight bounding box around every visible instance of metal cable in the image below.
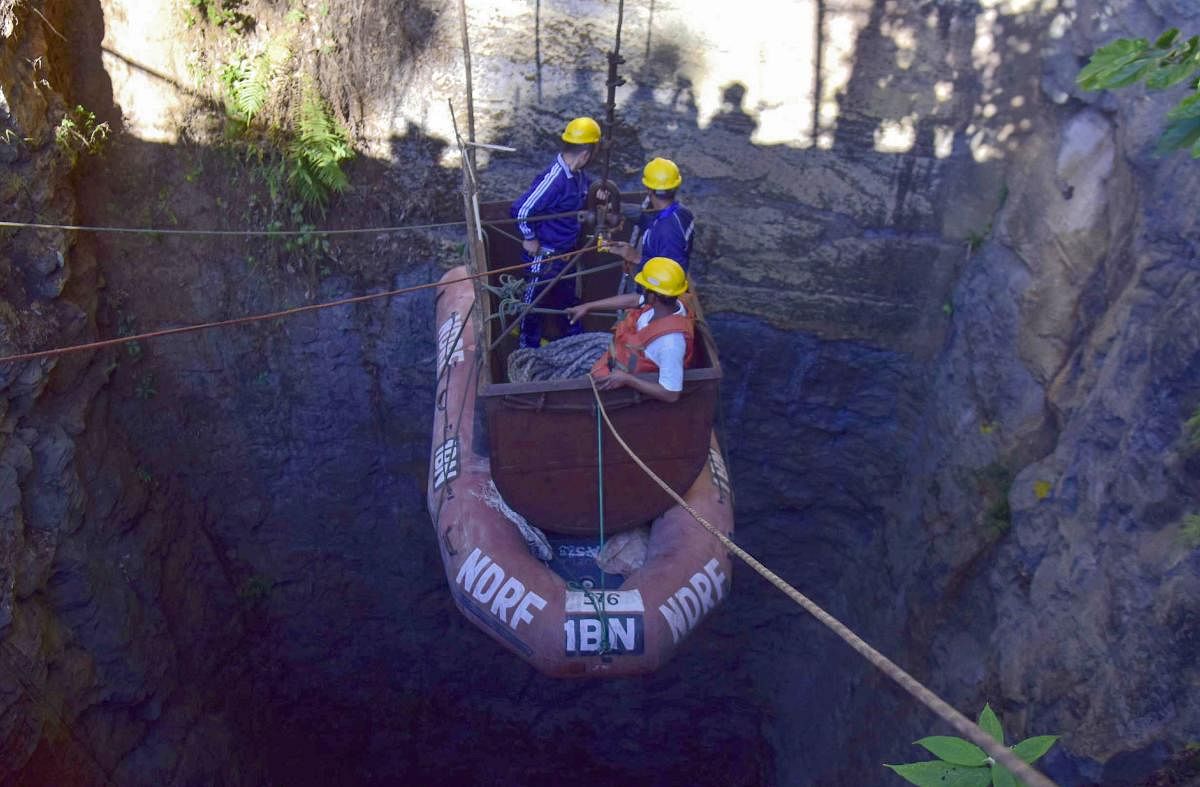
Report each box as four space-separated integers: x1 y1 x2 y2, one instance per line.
0 218 468 237
0 257 558 365
0 209 585 238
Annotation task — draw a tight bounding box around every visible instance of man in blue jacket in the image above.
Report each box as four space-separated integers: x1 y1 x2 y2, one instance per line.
511 116 600 349
606 157 695 276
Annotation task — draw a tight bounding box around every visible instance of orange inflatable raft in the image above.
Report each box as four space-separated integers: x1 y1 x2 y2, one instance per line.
427 266 735 677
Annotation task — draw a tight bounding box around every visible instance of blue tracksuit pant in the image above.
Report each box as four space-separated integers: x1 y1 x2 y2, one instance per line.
518 248 582 349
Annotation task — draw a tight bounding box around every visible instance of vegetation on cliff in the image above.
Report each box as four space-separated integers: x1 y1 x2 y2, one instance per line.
1079 28 1200 157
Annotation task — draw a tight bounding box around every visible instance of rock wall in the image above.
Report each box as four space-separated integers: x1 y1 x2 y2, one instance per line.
899 1 1200 783
0 3 266 784
0 0 1197 784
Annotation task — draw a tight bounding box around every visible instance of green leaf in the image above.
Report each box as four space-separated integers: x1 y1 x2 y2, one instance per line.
233 76 267 119
1155 28 1180 48
991 763 1016 787
1099 58 1159 89
916 737 989 767
979 704 1005 745
1168 93 1200 120
1145 60 1200 90
1012 735 1059 765
1157 114 1200 156
1086 37 1149 67
886 761 992 786
1078 37 1150 90
1188 36 1200 65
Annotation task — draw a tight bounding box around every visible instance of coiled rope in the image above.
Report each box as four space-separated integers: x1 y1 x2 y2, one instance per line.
586 376 1057 787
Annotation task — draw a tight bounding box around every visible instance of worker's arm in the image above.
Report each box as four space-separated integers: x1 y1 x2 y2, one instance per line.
511 167 563 253
594 370 680 403
565 293 640 324
602 240 640 267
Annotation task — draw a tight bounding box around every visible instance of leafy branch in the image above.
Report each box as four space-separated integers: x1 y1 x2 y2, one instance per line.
886 704 1058 786
1078 29 1200 157
54 105 110 166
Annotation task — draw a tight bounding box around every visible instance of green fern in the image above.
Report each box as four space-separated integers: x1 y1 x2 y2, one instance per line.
286 85 353 208
1186 405 1200 451
1181 513 1200 549
216 36 351 209
220 54 273 121
236 56 271 119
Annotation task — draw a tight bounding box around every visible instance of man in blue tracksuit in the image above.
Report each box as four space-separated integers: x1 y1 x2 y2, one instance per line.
510 116 600 349
606 157 695 276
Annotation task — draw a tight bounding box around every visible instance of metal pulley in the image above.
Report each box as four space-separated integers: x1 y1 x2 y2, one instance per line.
579 179 623 234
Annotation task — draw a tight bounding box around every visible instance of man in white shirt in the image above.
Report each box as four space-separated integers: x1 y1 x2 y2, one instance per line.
566 257 695 403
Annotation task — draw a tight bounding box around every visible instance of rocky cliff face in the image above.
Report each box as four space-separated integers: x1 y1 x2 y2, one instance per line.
0 3 270 784
904 2 1200 782
1 0 1197 784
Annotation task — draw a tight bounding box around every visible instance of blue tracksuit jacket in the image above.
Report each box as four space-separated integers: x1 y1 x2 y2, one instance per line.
635 200 695 272
510 154 591 252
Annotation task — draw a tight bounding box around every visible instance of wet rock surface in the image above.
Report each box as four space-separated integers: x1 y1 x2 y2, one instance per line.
1 0 1199 785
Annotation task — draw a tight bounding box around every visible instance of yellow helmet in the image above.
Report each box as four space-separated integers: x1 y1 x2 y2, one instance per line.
642 157 682 191
635 257 688 297
561 117 601 144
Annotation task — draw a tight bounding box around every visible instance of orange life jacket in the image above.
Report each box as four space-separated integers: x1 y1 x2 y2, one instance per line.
591 304 696 378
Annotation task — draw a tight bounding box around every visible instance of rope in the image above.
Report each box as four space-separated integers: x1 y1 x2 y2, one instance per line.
505 332 609 384
490 306 617 322
480 261 624 313
586 376 1057 787
486 249 584 353
473 481 553 562
0 210 584 238
0 255 575 365
594 400 610 653
26 5 68 43
435 298 483 520
483 218 527 247
0 218 468 237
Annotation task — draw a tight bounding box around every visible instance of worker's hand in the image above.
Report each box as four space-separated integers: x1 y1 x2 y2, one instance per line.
522 238 541 256
565 303 590 324
606 241 637 264
596 370 631 390
595 187 610 202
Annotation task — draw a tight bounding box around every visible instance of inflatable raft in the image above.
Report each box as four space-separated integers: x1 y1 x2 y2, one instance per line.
425 196 734 677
